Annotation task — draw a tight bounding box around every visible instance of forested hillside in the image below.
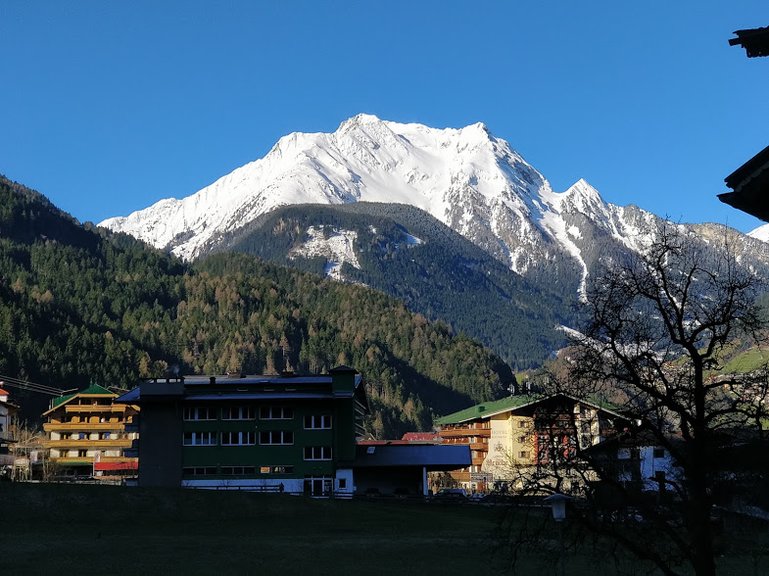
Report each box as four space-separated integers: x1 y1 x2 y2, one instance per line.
0 176 514 436
216 202 572 368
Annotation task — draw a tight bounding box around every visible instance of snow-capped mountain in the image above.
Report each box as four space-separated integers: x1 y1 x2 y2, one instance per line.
100 114 769 296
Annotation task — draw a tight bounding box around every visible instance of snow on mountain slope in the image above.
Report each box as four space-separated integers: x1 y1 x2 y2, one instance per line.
749 223 769 243
289 226 361 281
98 114 722 290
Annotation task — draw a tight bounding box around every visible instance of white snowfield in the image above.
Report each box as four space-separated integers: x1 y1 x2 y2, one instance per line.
749 223 769 244
99 114 756 283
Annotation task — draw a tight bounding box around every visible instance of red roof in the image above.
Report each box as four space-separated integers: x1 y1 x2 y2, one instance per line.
401 432 441 443
94 461 138 471
0 388 10 396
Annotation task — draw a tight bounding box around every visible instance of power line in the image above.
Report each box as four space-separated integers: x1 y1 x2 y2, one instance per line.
0 374 72 397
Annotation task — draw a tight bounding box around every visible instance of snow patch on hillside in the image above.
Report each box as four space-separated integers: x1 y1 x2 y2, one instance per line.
403 232 423 246
290 226 361 280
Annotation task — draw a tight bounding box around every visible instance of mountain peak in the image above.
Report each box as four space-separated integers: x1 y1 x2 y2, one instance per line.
560 178 605 212
337 113 384 131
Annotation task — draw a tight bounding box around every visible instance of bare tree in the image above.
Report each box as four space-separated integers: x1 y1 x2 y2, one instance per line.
563 223 769 576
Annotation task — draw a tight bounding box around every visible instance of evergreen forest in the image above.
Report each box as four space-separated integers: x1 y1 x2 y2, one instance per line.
216 202 573 368
0 176 515 437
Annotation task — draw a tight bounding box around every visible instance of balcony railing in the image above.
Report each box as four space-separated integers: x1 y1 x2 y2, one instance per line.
44 422 128 432
438 428 491 439
63 404 128 413
45 439 133 449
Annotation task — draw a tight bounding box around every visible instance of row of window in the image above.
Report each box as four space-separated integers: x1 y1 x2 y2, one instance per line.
182 431 333 460
59 432 119 440
183 406 332 428
183 465 297 477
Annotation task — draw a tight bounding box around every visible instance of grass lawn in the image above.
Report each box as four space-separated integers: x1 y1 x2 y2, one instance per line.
2 483 509 575
3 483 768 575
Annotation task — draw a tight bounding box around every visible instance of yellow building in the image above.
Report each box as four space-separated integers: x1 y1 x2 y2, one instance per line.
436 393 626 492
43 384 139 480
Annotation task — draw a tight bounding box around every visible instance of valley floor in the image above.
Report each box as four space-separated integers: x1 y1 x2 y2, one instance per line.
2 483 767 575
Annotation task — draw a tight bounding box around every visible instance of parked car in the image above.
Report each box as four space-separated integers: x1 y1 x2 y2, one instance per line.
431 488 468 502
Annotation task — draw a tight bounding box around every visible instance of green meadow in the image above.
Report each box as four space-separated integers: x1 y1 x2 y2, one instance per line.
3 483 767 575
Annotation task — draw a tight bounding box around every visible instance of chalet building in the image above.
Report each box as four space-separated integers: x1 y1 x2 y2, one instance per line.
117 366 369 496
435 393 627 492
0 387 19 476
42 384 139 479
586 431 681 496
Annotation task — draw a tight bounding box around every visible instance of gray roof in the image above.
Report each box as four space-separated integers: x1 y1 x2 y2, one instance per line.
353 443 470 470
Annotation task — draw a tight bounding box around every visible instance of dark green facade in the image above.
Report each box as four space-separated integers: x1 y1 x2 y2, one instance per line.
123 366 368 494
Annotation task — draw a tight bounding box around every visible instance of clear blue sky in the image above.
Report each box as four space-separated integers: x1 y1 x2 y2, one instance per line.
2 1 768 233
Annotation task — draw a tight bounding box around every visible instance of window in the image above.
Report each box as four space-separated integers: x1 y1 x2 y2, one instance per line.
338 478 347 489
183 431 217 446
518 420 528 428
304 414 332 429
221 431 256 446
102 432 111 440
222 406 255 420
78 449 88 457
304 446 332 461
260 406 294 420
79 432 86 440
653 447 665 459
304 476 332 496
259 430 294 445
517 435 527 443
518 451 529 459
183 406 217 421
183 466 217 477
220 466 256 476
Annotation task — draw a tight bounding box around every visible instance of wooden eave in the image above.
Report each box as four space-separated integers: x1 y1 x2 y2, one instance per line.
729 26 769 58
720 144 769 222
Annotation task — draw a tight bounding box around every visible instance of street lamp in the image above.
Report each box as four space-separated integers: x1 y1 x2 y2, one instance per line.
545 492 569 522
544 493 570 576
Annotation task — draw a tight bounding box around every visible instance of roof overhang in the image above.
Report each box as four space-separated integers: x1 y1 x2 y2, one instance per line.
729 26 769 58
720 144 769 222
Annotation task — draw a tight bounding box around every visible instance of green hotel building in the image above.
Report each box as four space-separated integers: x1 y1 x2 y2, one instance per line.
118 366 368 496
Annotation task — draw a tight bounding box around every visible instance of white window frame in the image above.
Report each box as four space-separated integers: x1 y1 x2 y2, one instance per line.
259 430 294 445
304 446 332 461
304 414 333 430
220 465 256 476
259 406 294 420
183 431 217 446
222 406 255 420
221 431 256 446
183 406 217 421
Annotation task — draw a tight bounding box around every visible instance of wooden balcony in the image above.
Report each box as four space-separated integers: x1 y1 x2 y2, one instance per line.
44 422 128 432
469 442 487 451
53 457 93 465
63 404 128 413
45 439 133 449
